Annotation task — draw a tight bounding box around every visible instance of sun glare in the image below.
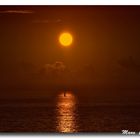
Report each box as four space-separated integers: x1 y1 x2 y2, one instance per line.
59 32 73 47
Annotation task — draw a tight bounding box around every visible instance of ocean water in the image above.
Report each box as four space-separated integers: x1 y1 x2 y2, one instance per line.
0 90 140 133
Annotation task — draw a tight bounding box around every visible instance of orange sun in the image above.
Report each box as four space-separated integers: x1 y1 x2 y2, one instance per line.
59 32 73 47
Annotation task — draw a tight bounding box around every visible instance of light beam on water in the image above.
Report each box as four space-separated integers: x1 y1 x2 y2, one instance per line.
56 91 77 132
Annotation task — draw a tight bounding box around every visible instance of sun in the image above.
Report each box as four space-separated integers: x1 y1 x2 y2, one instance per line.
59 32 73 47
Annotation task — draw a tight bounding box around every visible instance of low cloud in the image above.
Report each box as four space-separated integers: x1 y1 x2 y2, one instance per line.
118 56 140 71
39 61 66 77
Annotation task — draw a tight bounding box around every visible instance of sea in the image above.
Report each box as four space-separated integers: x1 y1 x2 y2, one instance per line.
0 89 140 133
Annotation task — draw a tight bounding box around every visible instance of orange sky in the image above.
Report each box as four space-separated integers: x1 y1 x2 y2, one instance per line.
0 6 140 89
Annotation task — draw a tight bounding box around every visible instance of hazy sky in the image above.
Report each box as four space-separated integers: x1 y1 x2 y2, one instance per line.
0 6 140 88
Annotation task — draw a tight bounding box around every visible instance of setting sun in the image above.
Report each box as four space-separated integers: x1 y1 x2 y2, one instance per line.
59 32 73 47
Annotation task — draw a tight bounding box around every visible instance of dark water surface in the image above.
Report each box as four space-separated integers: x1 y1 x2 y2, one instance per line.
0 90 140 133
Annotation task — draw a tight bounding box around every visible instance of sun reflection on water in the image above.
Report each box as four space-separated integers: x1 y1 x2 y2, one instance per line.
56 91 77 133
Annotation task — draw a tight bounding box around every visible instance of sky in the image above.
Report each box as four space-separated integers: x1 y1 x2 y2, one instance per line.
0 6 140 89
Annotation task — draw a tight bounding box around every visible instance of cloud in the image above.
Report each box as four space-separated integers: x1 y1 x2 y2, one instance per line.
0 10 34 14
39 61 66 77
118 56 140 71
33 19 62 24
